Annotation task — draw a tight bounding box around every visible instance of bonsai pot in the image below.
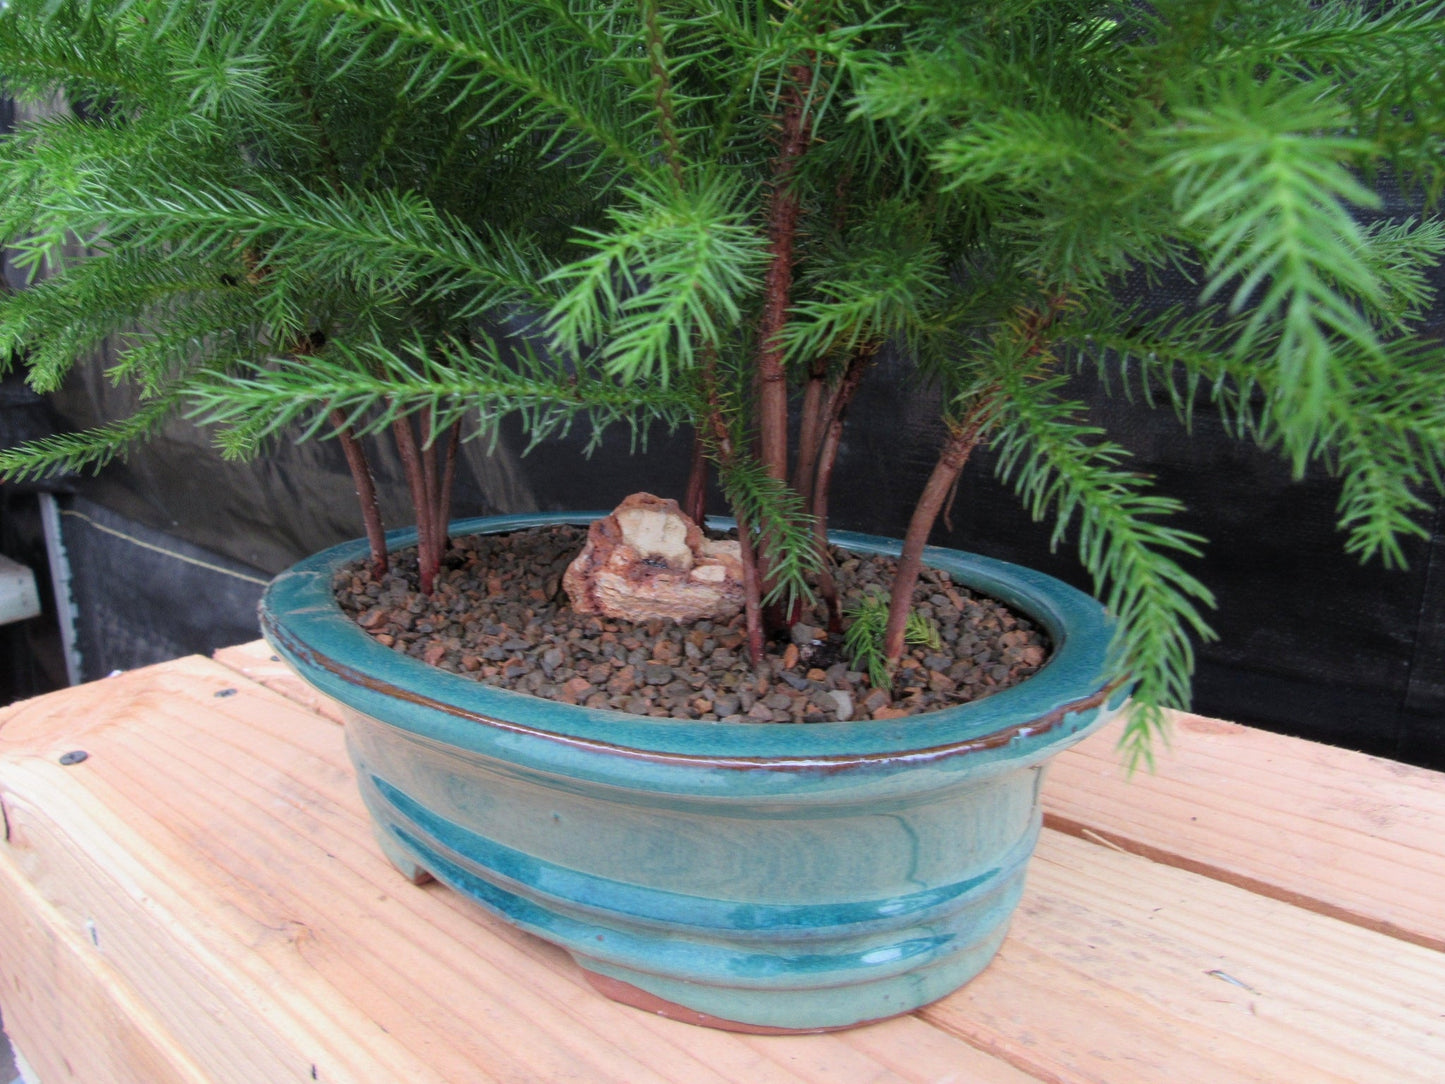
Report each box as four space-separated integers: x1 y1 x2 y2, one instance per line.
260 512 1124 1033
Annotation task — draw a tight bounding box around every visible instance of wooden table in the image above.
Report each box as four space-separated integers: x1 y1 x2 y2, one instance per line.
0 641 1441 1083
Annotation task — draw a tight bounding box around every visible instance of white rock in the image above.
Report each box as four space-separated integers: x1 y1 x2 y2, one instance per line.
615 503 695 570
563 493 745 624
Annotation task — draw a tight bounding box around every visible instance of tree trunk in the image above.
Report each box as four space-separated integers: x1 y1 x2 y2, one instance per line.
330 411 387 578
882 423 983 665
683 428 708 525
808 348 872 630
755 64 814 482
735 509 766 667
791 359 829 507
808 346 873 540
697 347 765 664
392 415 439 594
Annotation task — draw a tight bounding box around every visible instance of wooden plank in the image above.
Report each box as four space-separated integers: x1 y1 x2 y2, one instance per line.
0 842 210 1084
925 830 1445 1084
211 639 347 724
1045 711 1445 951
0 657 1035 1084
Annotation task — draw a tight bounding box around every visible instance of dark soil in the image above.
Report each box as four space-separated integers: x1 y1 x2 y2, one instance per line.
332 524 1052 724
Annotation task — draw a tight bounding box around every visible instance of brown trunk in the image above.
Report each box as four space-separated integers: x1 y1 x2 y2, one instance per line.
882 425 982 664
683 428 708 525
420 409 439 530
735 510 766 667
392 415 439 594
755 64 814 483
808 346 873 541
330 411 388 578
791 359 829 507
698 347 765 663
808 350 871 631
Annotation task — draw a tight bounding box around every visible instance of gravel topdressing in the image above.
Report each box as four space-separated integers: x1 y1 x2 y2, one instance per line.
333 524 1052 724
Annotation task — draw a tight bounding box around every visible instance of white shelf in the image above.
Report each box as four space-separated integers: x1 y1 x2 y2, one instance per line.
0 554 40 626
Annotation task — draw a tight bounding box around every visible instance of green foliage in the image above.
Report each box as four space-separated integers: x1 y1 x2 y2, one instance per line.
3 0 1445 762
716 455 822 615
187 335 695 458
843 591 940 690
989 366 1217 770
544 177 767 386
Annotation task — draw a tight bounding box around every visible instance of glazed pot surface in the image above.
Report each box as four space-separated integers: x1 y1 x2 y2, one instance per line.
262 513 1123 1030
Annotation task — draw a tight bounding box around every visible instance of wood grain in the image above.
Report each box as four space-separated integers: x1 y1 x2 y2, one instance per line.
212 639 347 724
1045 711 1445 951
925 829 1445 1084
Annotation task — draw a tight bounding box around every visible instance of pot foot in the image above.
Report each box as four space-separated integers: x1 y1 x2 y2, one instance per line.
579 969 900 1034
371 823 433 886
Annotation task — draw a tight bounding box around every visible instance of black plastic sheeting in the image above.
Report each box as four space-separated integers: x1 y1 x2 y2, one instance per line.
56 496 269 679
7 335 1440 771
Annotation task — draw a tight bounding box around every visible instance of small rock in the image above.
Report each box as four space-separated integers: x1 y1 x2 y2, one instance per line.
861 687 891 714
827 690 854 721
607 665 638 696
562 493 745 622
782 643 800 670
358 608 388 629
643 663 673 686
790 622 820 646
872 705 909 720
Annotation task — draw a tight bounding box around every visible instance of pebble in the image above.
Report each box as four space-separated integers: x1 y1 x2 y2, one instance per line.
333 524 1052 726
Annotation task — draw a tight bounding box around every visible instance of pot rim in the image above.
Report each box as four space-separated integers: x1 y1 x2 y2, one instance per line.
261 512 1121 767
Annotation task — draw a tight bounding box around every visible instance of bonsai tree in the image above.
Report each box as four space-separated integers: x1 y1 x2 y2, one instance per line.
3 0 1445 767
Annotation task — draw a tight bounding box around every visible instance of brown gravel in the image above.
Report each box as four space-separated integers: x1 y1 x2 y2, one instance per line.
333 524 1052 724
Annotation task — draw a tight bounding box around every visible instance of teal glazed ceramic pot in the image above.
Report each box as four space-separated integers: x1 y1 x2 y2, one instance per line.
261 512 1125 1032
